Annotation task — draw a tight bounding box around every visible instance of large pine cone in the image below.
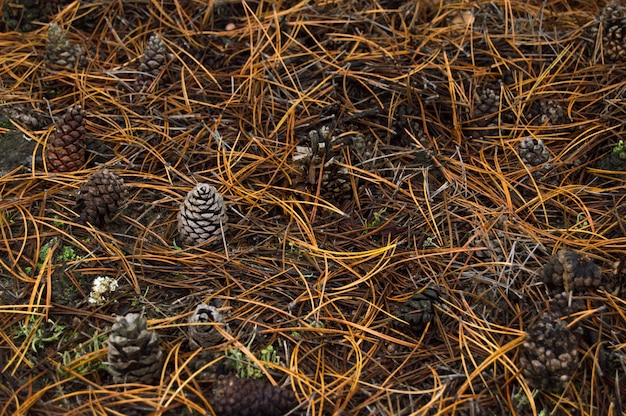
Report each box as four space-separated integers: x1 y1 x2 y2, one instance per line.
210 376 298 416
177 183 228 246
76 169 128 226
519 312 579 392
46 105 86 173
45 23 86 69
189 303 231 349
542 249 603 292
135 33 172 90
107 312 163 385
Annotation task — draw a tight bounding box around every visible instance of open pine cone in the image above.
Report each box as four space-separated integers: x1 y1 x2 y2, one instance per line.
45 23 86 69
177 183 228 246
107 312 163 385
542 249 603 292
519 312 579 392
189 303 231 349
595 3 626 62
135 33 172 90
76 169 128 226
210 376 298 416
46 105 86 173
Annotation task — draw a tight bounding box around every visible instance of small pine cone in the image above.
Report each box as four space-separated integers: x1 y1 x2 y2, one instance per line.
519 312 579 392
189 303 231 349
45 23 86 69
210 376 298 416
472 84 501 126
135 33 173 90
597 4 626 62
548 291 585 319
177 183 228 246
518 137 550 167
537 99 569 126
46 105 86 172
542 249 603 292
76 169 128 226
392 287 440 331
107 312 163 384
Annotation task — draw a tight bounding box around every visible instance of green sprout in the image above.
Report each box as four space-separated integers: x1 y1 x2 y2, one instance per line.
226 344 281 379
57 332 107 377
612 140 626 153
363 207 387 234
14 316 66 353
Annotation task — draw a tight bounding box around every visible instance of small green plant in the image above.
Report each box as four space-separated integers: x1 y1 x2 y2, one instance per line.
58 331 107 377
226 344 281 379
612 139 626 153
37 238 80 270
362 207 387 234
14 316 66 353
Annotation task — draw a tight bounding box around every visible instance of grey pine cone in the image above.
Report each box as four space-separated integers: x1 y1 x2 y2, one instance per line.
519 312 579 392
518 137 550 167
596 4 626 61
189 303 231 349
107 312 163 384
46 105 87 173
45 23 86 69
76 168 128 226
542 249 603 292
473 85 501 126
178 183 227 246
135 33 172 90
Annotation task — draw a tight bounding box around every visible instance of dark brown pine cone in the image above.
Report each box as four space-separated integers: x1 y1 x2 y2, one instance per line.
135 33 173 90
210 376 298 416
2 0 45 32
46 105 86 173
177 183 228 246
392 287 441 331
537 99 569 126
106 312 163 385
189 303 231 349
519 312 579 392
76 169 128 226
45 23 86 69
542 249 603 292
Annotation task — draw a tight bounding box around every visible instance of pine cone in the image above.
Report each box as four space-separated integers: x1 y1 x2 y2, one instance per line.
392 287 440 331
542 249 603 292
189 303 231 349
210 376 298 416
45 23 86 69
135 33 172 90
177 183 228 246
519 312 579 392
46 105 87 173
107 312 163 384
596 4 626 61
537 99 569 126
518 137 550 167
2 0 45 32
76 169 128 226
472 84 501 127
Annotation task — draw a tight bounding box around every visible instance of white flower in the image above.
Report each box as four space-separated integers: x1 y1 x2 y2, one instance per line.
88 276 119 305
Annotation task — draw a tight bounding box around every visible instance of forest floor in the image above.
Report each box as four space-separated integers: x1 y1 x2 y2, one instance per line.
0 0 625 415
